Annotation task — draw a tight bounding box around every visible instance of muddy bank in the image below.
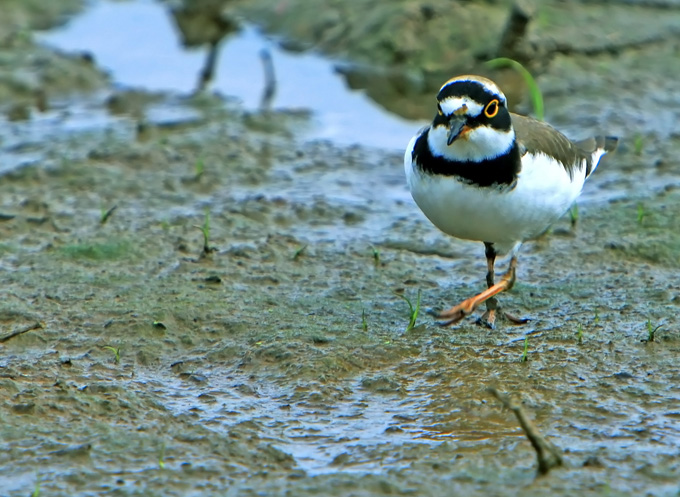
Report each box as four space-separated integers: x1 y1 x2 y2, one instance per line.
1 0 680 496
2 95 679 494
0 0 107 114
238 0 680 126
2 96 679 495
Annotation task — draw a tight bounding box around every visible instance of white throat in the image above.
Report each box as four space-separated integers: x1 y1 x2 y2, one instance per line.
428 125 515 162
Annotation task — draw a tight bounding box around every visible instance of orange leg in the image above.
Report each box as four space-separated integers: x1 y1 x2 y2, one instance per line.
438 243 529 327
438 256 518 326
474 244 529 328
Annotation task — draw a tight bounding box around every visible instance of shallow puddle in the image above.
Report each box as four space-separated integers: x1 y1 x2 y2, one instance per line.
37 0 423 150
131 346 680 480
136 370 436 475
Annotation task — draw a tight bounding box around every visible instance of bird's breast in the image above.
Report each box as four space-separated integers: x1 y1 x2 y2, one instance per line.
405 148 588 246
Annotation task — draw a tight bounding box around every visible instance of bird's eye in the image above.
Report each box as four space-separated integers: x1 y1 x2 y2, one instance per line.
484 99 499 119
437 103 443 116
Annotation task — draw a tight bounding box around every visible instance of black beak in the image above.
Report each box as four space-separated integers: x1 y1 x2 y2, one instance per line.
447 116 467 145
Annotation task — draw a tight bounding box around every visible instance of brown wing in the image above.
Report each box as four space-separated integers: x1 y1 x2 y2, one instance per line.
510 113 593 178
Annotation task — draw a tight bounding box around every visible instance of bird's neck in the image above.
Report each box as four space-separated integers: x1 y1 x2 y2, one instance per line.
414 128 521 188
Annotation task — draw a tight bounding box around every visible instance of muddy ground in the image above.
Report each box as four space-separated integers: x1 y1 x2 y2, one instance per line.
1 0 679 496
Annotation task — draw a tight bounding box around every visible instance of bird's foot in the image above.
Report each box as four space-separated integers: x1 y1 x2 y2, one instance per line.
435 296 478 327
476 308 530 329
435 268 517 327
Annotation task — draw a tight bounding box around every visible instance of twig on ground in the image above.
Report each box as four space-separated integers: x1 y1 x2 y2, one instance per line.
487 386 563 475
0 322 44 343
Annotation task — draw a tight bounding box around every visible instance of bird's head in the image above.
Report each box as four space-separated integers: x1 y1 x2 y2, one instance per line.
428 75 515 162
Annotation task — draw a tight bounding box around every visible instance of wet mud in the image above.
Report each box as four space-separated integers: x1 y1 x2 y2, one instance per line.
1 1 680 496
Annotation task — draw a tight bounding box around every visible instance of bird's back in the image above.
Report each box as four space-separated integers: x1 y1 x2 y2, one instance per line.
512 113 617 179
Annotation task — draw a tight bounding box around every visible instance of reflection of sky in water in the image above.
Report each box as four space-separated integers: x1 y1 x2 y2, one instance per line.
38 0 425 150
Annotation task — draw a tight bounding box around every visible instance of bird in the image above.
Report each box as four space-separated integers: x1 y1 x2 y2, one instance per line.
404 74 617 328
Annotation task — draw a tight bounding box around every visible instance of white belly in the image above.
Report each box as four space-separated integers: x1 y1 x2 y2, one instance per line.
405 146 587 253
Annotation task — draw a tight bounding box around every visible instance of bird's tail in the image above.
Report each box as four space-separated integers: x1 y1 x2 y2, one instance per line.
576 136 618 178
597 136 619 154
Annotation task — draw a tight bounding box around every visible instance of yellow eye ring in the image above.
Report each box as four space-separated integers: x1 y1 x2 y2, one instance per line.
484 99 499 118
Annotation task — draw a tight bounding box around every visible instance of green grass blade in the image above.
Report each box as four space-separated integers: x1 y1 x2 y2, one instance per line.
520 335 529 362
486 57 544 120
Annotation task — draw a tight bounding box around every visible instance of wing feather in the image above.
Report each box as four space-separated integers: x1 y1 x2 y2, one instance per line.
511 114 593 178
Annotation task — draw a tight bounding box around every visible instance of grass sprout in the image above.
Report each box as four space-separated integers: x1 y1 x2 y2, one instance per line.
398 290 422 332
100 205 118 224
292 244 307 260
646 320 663 342
633 134 644 156
158 443 166 469
102 345 120 364
32 476 40 497
520 335 529 362
569 204 579 227
194 209 212 254
636 203 646 226
361 308 368 331
194 156 205 178
372 246 381 266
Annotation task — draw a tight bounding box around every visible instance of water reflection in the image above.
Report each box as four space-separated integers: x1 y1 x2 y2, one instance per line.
38 0 424 149
168 0 241 93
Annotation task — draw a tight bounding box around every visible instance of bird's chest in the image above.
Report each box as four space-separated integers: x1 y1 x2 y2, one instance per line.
406 152 585 246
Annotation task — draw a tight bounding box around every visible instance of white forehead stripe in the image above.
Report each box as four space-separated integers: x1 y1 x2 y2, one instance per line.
440 97 484 117
440 75 506 102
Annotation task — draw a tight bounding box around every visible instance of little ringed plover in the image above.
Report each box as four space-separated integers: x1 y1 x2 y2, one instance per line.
405 75 617 328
